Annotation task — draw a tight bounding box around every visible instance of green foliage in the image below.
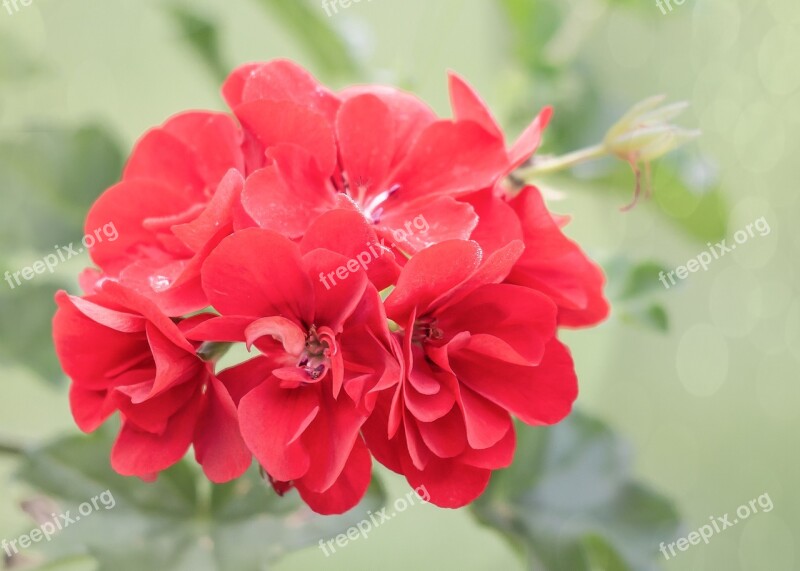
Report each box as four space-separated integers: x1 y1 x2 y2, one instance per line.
499 0 562 74
498 0 726 247
472 412 682 571
0 125 123 252
0 281 66 382
651 161 728 243
0 125 123 383
166 4 230 83
604 257 671 332
15 429 387 571
252 0 360 80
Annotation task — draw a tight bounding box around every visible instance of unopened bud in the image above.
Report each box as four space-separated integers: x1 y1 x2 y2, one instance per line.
603 96 700 209
604 96 700 162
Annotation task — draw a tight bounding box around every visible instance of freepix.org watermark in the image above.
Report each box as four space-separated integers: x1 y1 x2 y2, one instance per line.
2 490 116 558
3 222 118 290
656 0 689 15
318 485 430 557
658 216 771 290
318 215 429 291
2 0 34 16
660 492 774 561
322 0 374 17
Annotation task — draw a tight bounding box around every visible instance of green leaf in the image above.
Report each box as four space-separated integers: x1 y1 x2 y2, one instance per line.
651 160 728 243
165 4 229 84
620 303 669 333
0 280 66 382
604 258 669 302
0 124 123 252
498 0 561 74
603 257 670 333
0 124 122 384
15 429 387 571
252 0 359 79
472 412 682 571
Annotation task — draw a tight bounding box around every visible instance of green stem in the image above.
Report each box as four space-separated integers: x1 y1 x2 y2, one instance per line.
513 143 608 181
197 341 233 362
0 435 27 456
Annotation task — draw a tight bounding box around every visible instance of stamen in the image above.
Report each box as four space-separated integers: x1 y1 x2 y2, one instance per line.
363 184 400 221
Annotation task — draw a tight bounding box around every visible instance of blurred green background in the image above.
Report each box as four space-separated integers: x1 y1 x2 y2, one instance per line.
0 0 798 569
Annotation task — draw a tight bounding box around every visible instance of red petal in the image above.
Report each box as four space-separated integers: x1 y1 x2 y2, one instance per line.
217 355 277 404
172 169 243 252
234 100 337 176
416 406 467 459
116 378 198 433
245 316 306 355
239 146 336 239
54 291 148 389
298 388 369 493
123 129 205 200
302 248 369 332
447 72 503 141
459 424 516 469
387 120 507 201
384 240 481 323
85 179 195 273
459 385 513 450
193 376 252 483
238 377 319 481
201 229 314 324
336 94 395 202
295 437 371 515
221 63 261 108
508 186 609 327
141 322 203 401
464 189 523 255
361 392 405 473
378 195 478 254
161 111 245 186
111 390 203 478
509 107 553 171
452 339 578 426
301 208 400 291
400 453 491 508
68 384 117 432
435 284 558 365
340 86 436 167
225 60 340 121
98 281 195 351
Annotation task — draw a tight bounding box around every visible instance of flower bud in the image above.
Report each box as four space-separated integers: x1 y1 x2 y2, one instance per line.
604 95 700 161
603 96 700 209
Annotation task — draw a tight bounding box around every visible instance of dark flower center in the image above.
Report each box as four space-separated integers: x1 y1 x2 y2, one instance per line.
297 325 333 380
412 317 444 344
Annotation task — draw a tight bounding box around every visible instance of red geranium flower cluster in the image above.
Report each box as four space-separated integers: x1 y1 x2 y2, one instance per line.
52 60 608 514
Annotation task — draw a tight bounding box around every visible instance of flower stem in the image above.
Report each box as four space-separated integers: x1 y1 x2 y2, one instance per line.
513 143 608 181
197 341 233 362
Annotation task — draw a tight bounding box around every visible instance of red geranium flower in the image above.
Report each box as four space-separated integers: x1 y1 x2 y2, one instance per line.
53 58 609 516
196 224 399 514
363 240 578 507
227 61 550 254
52 281 251 482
